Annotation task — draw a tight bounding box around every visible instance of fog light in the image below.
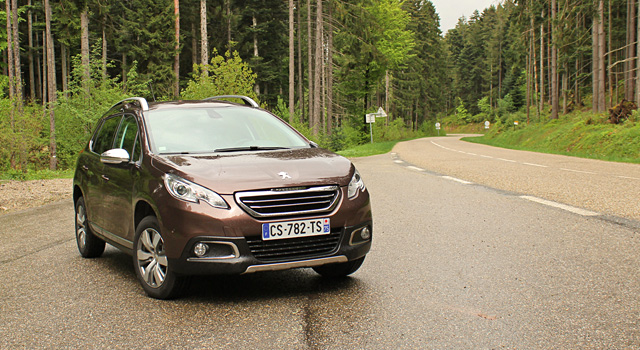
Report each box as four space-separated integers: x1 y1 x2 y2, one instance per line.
360 227 371 240
194 243 208 257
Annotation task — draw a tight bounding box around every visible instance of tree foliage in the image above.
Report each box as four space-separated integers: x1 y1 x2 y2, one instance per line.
2 0 639 173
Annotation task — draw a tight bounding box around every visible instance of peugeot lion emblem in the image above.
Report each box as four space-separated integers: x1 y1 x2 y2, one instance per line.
278 172 292 180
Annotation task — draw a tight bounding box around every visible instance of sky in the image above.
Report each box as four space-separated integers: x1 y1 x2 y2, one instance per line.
430 0 502 34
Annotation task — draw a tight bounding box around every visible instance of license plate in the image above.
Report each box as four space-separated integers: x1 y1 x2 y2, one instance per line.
262 218 331 241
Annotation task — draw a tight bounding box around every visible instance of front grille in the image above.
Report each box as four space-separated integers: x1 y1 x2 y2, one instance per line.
246 230 342 262
235 186 340 218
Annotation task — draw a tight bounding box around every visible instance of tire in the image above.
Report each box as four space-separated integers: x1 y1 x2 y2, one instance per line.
75 197 105 258
312 256 365 278
133 216 187 299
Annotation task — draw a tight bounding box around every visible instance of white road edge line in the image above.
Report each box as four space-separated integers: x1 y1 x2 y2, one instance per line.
560 168 597 175
407 166 425 172
617 175 640 181
523 162 548 168
520 196 599 217
442 176 473 185
496 158 517 163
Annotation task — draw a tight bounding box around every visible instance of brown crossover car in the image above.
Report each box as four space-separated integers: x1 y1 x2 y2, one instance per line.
73 95 372 299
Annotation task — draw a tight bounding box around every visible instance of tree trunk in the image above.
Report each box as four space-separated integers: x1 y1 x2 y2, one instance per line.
297 0 304 123
45 0 57 170
307 0 314 127
200 0 208 75
41 31 46 105
551 0 559 119
327 1 333 134
34 32 44 99
312 0 323 135
592 5 600 112
626 0 636 101
11 0 22 108
636 0 640 104
61 44 68 98
289 0 295 122
562 62 568 114
252 15 260 96
608 0 613 107
192 23 198 67
6 0 15 169
81 9 90 96
102 27 107 83
6 0 15 101
540 10 544 113
174 0 180 97
28 0 35 101
527 25 532 124
597 0 606 111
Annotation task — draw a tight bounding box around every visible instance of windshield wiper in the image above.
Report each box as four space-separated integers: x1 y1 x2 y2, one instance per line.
159 151 192 155
214 146 289 153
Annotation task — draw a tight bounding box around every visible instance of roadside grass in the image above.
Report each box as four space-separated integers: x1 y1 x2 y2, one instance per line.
0 169 75 181
463 111 640 164
337 140 401 158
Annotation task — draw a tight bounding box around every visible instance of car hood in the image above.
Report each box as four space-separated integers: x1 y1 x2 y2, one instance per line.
151 148 354 194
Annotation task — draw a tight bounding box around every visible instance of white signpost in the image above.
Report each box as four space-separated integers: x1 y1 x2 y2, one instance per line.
365 108 388 143
435 122 441 136
485 120 490 129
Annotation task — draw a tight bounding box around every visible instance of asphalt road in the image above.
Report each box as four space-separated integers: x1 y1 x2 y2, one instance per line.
1 136 639 349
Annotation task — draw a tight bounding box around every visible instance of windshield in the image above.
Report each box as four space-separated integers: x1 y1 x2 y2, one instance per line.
146 106 309 154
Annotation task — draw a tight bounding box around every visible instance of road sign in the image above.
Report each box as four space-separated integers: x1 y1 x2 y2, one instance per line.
435 122 441 130
485 121 490 129
377 107 387 117
365 114 376 123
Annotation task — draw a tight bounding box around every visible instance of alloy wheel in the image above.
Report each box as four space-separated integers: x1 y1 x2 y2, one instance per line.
136 228 168 288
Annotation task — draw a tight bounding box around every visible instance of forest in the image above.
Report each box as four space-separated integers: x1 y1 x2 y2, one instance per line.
1 0 640 173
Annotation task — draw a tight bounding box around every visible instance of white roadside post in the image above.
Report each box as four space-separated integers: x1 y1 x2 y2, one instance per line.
365 113 375 143
435 122 441 136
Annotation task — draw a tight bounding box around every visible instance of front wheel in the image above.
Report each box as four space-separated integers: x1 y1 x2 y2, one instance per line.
133 216 187 299
312 256 365 278
75 197 105 258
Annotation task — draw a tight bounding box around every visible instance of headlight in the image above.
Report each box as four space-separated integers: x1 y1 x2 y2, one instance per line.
163 173 229 209
348 169 366 199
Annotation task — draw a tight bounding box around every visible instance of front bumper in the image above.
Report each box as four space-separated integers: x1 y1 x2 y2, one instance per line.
168 222 372 275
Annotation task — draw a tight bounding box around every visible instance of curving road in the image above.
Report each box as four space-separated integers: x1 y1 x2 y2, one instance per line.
1 136 639 348
394 135 640 223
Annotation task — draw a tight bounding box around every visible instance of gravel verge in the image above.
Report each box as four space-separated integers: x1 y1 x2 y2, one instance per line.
0 179 72 215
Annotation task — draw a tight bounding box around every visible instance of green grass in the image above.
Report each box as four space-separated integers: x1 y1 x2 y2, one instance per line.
463 111 640 164
337 140 403 158
0 169 75 181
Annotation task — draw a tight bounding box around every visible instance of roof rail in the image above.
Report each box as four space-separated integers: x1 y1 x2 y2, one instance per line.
109 97 149 112
205 95 259 108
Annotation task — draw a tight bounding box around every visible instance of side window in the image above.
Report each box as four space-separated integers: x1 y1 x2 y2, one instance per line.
115 115 140 160
92 116 122 155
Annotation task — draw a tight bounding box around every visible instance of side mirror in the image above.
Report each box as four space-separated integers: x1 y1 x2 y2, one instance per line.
100 148 131 164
